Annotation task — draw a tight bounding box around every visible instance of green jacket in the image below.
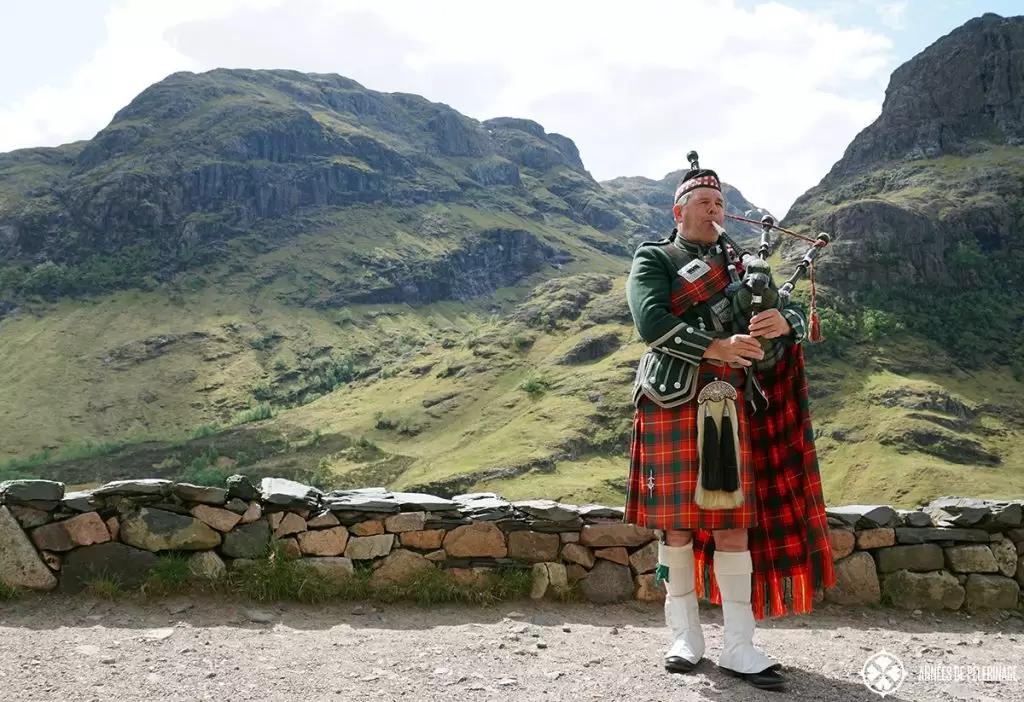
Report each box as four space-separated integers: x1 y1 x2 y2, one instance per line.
626 233 807 409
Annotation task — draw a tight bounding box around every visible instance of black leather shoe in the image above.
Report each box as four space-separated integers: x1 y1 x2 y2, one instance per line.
665 656 700 674
719 663 787 691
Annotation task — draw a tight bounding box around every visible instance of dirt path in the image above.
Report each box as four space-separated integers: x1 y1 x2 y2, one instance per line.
1 595 1022 701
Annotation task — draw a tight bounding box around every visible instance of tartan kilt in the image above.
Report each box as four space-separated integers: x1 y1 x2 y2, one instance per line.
624 362 755 531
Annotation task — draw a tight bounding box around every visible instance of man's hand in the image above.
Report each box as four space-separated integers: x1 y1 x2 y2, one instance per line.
704 334 764 367
748 309 791 339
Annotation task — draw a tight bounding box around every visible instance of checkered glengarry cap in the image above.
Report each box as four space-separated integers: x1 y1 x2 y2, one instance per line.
673 169 721 203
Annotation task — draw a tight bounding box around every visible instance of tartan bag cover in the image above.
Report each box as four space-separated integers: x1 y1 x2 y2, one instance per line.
692 342 837 620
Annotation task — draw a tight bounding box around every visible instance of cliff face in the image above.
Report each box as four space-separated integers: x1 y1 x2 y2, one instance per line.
784 14 1024 314
0 68 773 310
0 69 638 308
813 13 1024 185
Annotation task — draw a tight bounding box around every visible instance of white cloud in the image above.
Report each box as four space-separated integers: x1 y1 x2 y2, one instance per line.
0 0 274 153
0 0 897 218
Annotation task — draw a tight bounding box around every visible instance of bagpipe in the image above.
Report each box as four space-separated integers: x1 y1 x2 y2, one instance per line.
713 209 831 365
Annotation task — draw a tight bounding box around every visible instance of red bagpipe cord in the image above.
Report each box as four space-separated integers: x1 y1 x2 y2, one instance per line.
808 261 822 343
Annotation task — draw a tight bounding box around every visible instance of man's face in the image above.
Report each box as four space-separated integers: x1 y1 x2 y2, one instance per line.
674 187 725 242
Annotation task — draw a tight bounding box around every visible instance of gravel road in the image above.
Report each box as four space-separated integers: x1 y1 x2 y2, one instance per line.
1 595 1021 701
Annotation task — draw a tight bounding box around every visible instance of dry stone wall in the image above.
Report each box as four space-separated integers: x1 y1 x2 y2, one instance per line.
1 478 1022 612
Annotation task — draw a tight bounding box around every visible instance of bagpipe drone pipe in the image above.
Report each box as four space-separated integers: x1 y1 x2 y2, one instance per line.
714 214 831 372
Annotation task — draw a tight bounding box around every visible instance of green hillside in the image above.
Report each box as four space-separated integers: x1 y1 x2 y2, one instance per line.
2 53 1024 510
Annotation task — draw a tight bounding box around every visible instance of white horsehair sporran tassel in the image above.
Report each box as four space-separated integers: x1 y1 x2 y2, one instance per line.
694 379 744 510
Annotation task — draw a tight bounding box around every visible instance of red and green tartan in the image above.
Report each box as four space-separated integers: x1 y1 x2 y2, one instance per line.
691 342 836 620
669 249 730 318
625 362 756 531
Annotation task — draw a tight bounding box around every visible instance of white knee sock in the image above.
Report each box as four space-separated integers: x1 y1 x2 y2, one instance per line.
713 549 752 602
659 541 695 596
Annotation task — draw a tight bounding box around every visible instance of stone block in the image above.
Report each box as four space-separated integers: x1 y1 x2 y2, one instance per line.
629 541 659 574
825 552 881 605
635 573 664 602
595 547 629 566
191 505 242 533
894 527 990 544
221 519 271 559
830 529 855 560
273 513 308 539
579 560 634 604
352 520 385 536
578 524 655 548
856 528 895 550
874 544 944 573
964 574 1020 611
508 531 559 562
300 557 355 585
297 526 351 557
561 543 595 569
443 522 507 558
945 544 998 573
882 570 965 611
188 551 227 581
0 506 56 590
343 534 394 560
384 512 428 533
370 549 433 586
990 536 1018 577
400 529 445 550
120 508 221 552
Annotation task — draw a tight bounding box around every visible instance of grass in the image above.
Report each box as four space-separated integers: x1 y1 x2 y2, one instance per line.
0 582 23 600
787 144 1024 225
108 544 551 606
0 548 556 607
4 255 1023 508
84 574 123 600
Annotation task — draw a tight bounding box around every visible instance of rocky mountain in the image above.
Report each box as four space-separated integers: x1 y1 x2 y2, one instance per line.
771 12 1024 506
0 69 760 313
817 12 1024 177
784 12 1024 371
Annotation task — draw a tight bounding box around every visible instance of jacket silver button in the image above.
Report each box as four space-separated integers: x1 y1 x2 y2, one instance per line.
686 326 694 333
674 382 681 389
649 376 656 383
674 336 682 343
659 384 666 392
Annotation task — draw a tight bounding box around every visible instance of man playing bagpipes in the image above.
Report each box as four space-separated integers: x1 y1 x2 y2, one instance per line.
623 152 835 691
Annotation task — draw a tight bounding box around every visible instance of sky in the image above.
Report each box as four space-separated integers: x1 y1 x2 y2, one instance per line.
0 1 1019 219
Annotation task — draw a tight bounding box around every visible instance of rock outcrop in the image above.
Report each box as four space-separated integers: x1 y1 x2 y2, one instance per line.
821 13 1024 180
784 13 1024 298
601 170 772 246
0 68 637 307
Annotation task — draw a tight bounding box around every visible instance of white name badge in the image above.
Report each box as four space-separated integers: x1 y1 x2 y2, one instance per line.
678 258 711 283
